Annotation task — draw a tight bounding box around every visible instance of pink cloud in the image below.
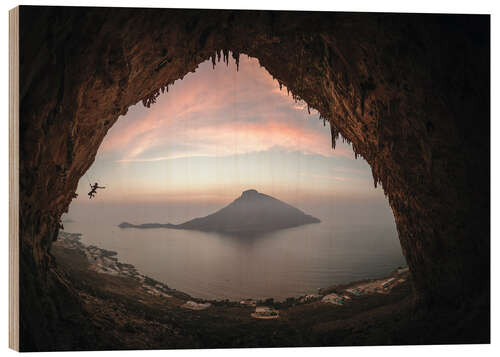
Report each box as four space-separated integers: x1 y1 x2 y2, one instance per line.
98 53 352 162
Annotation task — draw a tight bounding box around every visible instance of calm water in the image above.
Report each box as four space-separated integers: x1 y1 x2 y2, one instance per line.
62 212 405 301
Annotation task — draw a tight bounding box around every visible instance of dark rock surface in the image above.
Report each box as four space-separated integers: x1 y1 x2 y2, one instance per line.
120 189 320 234
18 6 489 350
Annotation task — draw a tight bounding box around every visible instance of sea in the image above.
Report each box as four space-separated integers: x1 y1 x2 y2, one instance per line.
62 201 406 301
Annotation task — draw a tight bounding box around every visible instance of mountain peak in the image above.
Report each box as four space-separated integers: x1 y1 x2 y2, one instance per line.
178 190 320 235
241 189 259 198
120 190 320 235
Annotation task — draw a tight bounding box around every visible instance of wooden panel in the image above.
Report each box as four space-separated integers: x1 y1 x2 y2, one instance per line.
9 5 19 352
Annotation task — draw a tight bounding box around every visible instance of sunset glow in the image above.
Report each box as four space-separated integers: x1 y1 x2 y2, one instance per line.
72 54 384 207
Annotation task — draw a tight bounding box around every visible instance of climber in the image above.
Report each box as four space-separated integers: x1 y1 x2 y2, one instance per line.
88 182 106 199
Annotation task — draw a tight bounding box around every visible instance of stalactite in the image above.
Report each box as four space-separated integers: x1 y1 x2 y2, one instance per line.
232 51 240 71
141 46 239 110
307 104 310 115
331 123 335 146
329 120 339 150
372 170 379 188
141 89 161 108
352 144 358 160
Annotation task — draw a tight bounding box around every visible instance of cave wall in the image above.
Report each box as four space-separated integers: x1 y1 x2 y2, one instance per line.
18 6 490 350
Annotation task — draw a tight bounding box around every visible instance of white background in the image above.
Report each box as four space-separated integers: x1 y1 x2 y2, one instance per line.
0 0 498 356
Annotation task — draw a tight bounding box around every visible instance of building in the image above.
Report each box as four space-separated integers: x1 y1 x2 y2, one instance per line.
381 278 396 289
321 293 344 305
240 299 257 307
251 306 279 319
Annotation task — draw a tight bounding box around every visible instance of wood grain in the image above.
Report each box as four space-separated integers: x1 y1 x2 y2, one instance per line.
9 6 19 352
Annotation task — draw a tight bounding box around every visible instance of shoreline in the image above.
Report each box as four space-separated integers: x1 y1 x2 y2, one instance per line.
55 231 192 301
50 231 482 348
55 230 409 307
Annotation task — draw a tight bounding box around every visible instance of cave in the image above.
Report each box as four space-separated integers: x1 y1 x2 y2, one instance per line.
16 6 490 350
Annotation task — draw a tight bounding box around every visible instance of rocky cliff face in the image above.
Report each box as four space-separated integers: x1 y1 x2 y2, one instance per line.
18 6 489 350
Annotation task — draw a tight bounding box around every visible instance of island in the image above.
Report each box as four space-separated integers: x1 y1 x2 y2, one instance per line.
119 189 320 235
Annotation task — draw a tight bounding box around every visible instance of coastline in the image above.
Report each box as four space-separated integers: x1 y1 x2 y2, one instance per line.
54 230 409 307
54 231 192 301
50 230 483 349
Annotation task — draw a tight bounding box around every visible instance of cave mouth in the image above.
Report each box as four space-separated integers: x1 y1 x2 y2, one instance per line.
18 8 490 350
59 52 405 302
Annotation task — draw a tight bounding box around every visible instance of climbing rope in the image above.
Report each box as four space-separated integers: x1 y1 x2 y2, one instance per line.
84 172 94 187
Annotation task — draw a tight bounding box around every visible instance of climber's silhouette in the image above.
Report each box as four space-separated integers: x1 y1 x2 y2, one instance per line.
88 182 105 199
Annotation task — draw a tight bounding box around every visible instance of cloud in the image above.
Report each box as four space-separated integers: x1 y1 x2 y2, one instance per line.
98 53 353 163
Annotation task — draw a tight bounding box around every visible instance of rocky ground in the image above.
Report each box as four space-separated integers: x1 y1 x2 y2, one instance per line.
50 231 488 350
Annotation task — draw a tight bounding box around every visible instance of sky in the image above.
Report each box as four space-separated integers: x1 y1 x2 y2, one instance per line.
67 53 392 223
